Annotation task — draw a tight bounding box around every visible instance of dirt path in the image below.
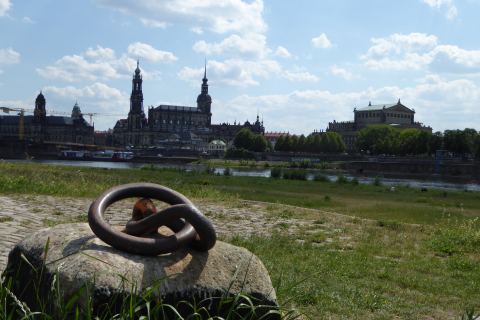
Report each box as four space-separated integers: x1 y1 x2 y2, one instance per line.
0 194 329 270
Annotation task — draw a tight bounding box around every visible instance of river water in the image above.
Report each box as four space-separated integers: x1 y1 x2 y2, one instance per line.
5 159 480 192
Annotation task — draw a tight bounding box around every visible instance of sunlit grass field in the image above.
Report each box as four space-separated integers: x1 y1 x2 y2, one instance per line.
1 161 480 318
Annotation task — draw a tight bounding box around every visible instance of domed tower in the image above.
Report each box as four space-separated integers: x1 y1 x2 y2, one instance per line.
196 61 212 115
34 91 46 120
71 101 83 120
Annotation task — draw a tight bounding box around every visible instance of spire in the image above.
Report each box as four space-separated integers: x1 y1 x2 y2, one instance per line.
135 59 141 76
201 60 209 94
398 98 401 104
368 101 372 106
203 58 207 80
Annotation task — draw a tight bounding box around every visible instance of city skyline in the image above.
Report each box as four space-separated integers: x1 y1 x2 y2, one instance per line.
1 0 480 134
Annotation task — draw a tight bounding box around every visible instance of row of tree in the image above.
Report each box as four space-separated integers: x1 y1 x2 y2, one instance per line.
231 126 480 158
357 125 480 157
233 128 271 152
274 132 346 153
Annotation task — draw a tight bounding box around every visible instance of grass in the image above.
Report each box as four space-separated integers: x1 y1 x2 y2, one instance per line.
1 256 292 320
1 161 480 318
230 217 480 319
0 162 478 225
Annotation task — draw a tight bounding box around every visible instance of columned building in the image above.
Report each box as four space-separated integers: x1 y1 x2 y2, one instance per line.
327 100 432 151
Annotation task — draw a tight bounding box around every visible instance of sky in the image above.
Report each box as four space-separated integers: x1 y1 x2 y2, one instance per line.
1 0 480 134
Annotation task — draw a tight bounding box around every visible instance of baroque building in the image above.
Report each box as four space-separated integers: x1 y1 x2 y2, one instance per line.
113 62 264 149
0 92 94 144
327 100 431 151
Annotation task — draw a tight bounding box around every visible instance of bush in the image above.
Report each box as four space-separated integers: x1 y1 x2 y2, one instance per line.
313 174 329 182
224 148 255 160
373 176 382 186
283 169 307 180
270 167 282 179
223 167 232 176
351 177 359 185
336 175 349 184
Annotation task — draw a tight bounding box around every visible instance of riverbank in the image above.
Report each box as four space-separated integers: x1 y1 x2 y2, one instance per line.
0 161 479 224
0 162 479 318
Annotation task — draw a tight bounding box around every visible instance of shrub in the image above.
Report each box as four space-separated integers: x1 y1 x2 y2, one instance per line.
223 167 232 176
224 148 255 160
270 167 282 179
336 175 349 184
313 174 329 182
283 169 307 181
351 177 359 185
373 176 382 186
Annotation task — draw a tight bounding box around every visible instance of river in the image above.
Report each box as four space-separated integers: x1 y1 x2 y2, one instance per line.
5 159 480 192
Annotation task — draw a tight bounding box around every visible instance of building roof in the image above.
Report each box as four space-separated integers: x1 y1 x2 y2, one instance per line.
209 140 226 146
356 100 414 113
0 115 91 126
154 105 199 112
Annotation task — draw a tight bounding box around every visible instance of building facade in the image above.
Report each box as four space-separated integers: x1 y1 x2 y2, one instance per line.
0 92 94 144
113 62 264 149
327 100 432 151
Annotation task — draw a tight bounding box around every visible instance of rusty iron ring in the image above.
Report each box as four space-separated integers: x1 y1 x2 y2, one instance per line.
88 183 216 255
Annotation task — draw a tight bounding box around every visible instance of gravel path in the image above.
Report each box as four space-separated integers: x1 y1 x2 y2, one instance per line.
0 194 319 271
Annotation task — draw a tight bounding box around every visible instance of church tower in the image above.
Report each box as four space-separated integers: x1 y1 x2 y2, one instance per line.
196 61 212 115
127 60 147 131
34 91 46 120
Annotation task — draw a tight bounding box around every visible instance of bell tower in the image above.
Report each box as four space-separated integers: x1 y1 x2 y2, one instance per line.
128 60 146 131
196 61 212 115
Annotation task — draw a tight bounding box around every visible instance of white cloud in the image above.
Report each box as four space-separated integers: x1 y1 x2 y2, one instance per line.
37 44 172 82
0 47 20 65
179 58 282 87
275 46 291 58
282 70 319 82
311 33 332 49
95 0 267 34
423 0 458 19
330 65 356 80
0 0 11 16
22 16 35 24
190 27 204 34
215 75 480 134
140 18 167 28
361 32 480 73
127 42 177 62
42 83 130 129
193 33 270 59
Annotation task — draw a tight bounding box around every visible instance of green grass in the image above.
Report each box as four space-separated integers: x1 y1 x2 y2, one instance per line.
229 218 480 319
1 162 480 318
0 162 478 225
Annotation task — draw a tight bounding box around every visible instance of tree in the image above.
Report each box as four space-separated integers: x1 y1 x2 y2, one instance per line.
252 134 268 152
233 128 268 152
233 128 255 150
357 125 399 154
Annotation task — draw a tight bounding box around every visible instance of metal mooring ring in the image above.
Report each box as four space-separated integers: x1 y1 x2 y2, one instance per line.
88 183 216 255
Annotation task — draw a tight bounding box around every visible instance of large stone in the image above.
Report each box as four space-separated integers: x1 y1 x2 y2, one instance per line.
4 223 278 318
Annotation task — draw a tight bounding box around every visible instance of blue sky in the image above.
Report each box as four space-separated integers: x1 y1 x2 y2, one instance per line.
1 0 480 133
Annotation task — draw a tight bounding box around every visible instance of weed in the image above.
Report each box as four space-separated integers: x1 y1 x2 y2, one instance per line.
336 175 349 184
376 220 402 230
0 216 13 223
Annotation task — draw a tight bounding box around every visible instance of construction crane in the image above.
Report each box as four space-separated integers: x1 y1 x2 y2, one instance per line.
1 106 125 141
0 106 35 140
46 110 124 125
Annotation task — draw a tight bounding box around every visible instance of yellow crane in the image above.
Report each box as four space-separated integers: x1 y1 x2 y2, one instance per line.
1 106 125 140
0 106 34 140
